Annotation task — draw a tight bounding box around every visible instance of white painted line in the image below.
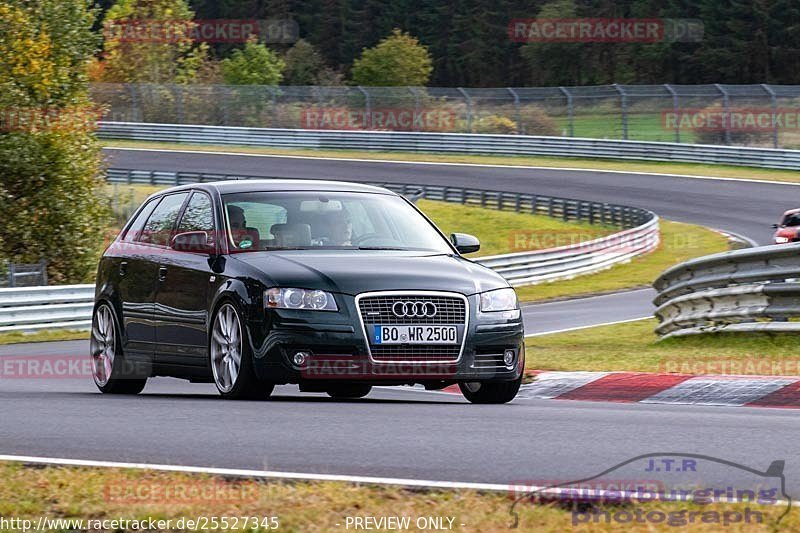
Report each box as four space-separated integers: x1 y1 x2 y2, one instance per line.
104 146 800 187
524 316 652 338
0 453 789 512
0 454 512 492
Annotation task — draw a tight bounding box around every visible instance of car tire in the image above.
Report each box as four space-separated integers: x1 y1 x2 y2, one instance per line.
210 301 274 400
91 302 147 395
326 384 372 399
459 376 522 404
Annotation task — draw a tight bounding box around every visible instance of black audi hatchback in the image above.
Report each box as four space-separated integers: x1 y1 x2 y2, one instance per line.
92 180 525 403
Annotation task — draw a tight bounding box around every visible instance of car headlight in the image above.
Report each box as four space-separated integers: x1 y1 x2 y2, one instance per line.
479 288 519 312
776 236 790 243
266 288 338 311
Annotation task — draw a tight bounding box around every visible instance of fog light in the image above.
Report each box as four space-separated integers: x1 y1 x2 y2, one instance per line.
503 349 515 368
293 351 310 366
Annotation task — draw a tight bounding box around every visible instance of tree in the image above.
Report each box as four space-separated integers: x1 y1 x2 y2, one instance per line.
0 0 109 284
221 41 285 85
283 39 324 85
98 0 208 83
351 29 433 86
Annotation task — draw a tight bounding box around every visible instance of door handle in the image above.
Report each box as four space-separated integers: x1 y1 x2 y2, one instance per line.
119 261 128 276
158 266 168 281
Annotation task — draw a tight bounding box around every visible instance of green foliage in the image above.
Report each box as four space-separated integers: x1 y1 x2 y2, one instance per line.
283 39 324 85
98 0 208 83
221 41 285 85
351 29 433 86
0 0 109 284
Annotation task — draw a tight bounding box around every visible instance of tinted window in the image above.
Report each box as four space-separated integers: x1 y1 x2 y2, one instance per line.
122 197 159 243
222 191 453 253
177 192 214 233
138 193 189 246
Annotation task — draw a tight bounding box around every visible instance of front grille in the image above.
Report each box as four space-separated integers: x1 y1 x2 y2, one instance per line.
358 294 466 325
358 293 468 363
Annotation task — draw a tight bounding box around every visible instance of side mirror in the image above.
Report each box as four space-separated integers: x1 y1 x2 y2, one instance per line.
451 233 480 254
171 231 214 254
772 223 780 229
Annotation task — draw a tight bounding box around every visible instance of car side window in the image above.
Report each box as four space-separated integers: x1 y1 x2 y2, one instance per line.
177 192 214 234
138 192 189 246
122 197 159 243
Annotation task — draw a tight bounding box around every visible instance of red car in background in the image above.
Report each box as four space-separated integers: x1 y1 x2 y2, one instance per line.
773 208 800 243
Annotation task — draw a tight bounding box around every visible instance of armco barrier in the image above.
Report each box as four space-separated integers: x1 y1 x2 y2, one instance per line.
0 170 659 331
653 242 800 338
99 122 800 170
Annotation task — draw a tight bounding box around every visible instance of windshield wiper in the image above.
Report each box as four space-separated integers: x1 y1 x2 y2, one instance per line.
357 246 408 250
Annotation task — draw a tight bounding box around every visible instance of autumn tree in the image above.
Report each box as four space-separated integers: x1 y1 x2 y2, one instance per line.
0 0 109 283
351 29 433 86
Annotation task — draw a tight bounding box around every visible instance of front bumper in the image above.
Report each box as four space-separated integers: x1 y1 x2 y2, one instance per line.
246 292 525 385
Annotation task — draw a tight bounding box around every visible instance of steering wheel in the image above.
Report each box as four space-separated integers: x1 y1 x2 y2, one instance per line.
352 233 401 247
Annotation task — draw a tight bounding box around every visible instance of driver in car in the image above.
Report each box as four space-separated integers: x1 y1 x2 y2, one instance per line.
326 210 353 246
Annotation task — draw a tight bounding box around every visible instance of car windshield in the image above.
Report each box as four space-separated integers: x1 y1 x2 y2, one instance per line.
782 213 800 227
222 191 454 253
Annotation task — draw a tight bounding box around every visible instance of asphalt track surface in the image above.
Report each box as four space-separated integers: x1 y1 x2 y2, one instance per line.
3 148 800 499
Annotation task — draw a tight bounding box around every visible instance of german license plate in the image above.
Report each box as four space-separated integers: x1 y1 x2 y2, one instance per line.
372 325 458 345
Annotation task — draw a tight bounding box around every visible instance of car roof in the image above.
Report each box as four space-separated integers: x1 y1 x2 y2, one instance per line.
150 179 399 197
783 208 800 216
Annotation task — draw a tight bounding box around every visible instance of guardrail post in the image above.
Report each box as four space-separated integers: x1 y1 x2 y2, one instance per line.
762 83 779 149
507 88 521 134
356 86 371 129
714 84 731 145
664 84 680 143
558 87 574 137
614 84 628 140
39 260 47 286
457 88 473 131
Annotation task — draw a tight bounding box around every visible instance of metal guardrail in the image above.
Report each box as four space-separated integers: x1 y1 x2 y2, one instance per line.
99 122 800 171
653 243 800 338
0 261 48 288
0 170 659 331
0 285 94 332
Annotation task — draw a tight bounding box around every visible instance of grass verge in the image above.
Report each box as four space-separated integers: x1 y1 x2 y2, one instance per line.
514 220 731 303
0 329 87 345
525 317 800 375
103 139 800 184
0 462 791 532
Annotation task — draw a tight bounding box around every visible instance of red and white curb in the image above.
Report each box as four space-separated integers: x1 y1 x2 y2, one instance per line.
512 371 800 408
440 371 800 408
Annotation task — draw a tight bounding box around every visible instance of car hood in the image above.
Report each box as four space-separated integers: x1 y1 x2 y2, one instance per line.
231 250 509 296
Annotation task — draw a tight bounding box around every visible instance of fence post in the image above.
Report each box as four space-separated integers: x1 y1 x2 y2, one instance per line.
457 88 473 131
356 86 371 129
171 84 184 124
409 87 421 131
762 83 779 149
614 84 628 140
507 88 521 134
558 87 574 137
126 83 141 122
714 84 731 145
8 263 15 288
664 83 680 143
39 259 48 286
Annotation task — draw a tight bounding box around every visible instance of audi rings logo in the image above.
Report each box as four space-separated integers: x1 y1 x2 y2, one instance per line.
392 301 438 318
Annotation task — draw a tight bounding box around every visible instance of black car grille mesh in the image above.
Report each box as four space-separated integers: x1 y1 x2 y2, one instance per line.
358 294 467 363
358 295 466 325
